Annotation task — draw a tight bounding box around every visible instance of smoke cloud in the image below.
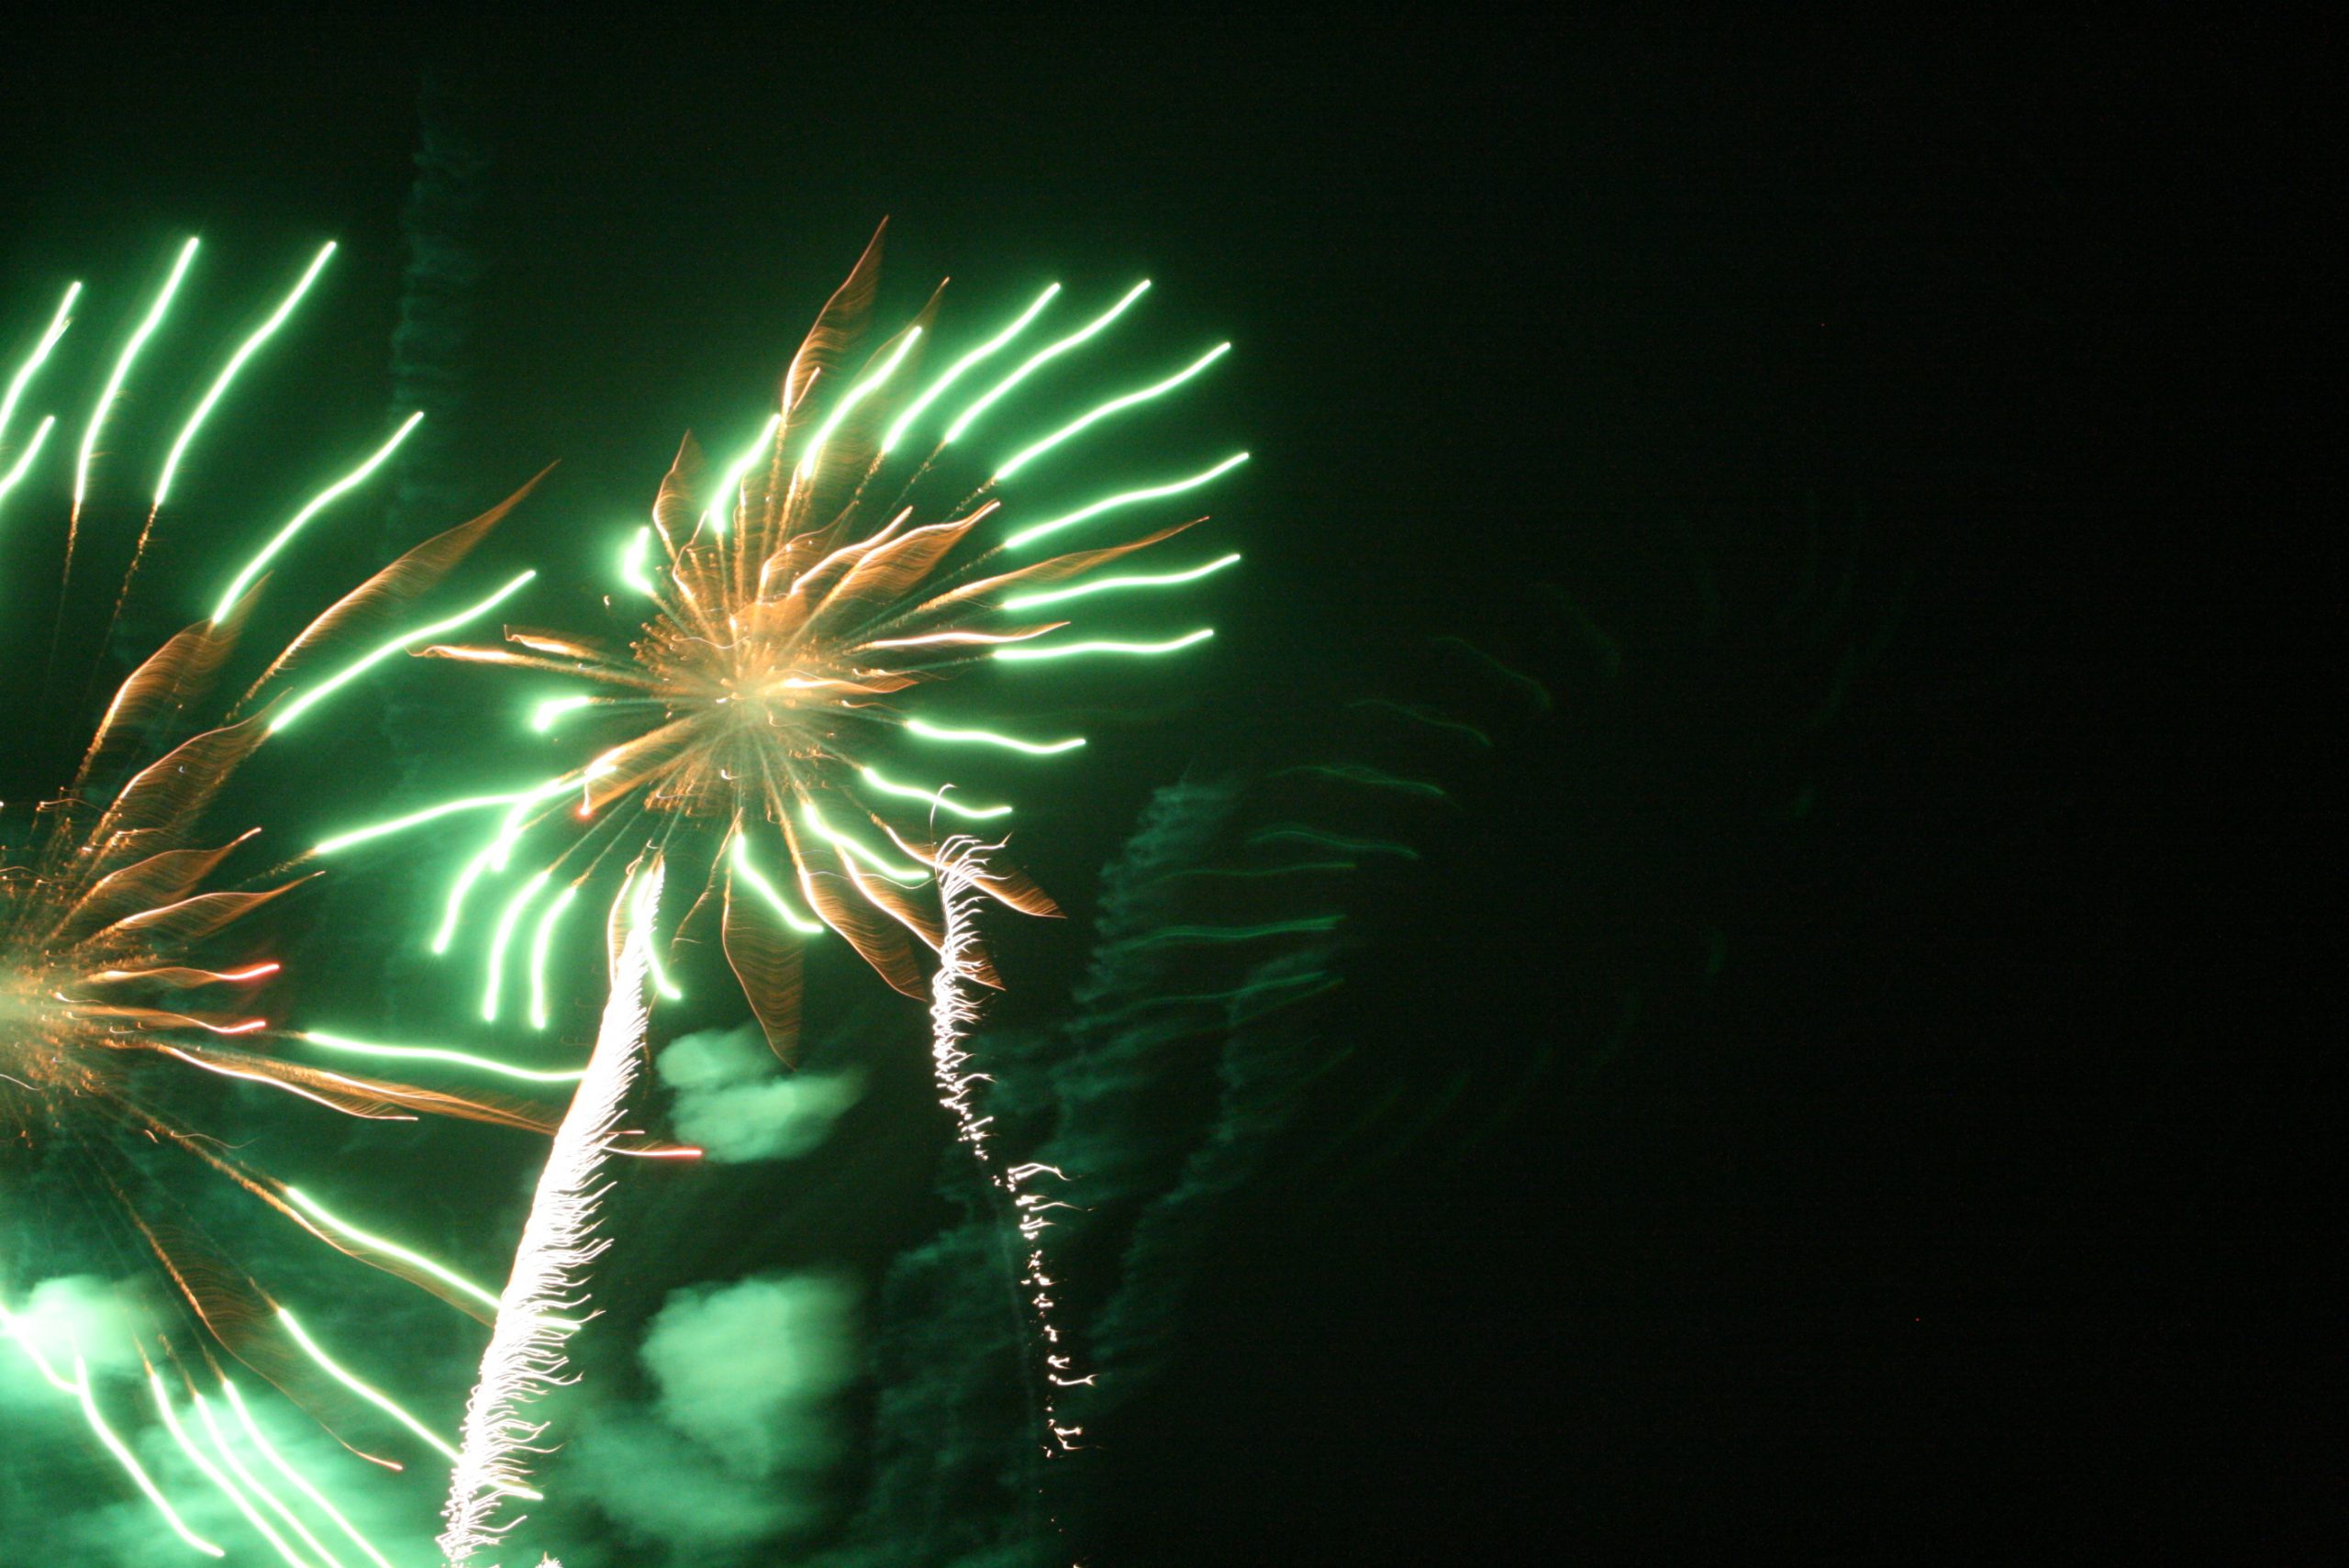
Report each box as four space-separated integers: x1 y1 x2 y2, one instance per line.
0 1274 145 1403
384 67 489 557
570 1273 862 1564
657 1024 863 1162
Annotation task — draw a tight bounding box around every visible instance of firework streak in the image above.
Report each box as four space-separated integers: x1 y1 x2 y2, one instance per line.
438 869 662 1565
929 840 1094 1452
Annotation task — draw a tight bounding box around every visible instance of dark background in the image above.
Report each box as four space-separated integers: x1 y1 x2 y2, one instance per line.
3 13 2333 1562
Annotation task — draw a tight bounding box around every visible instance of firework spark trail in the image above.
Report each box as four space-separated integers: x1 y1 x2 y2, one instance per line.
66 239 350 697
0 415 57 514
993 628 1215 662
943 280 1150 446
928 840 1095 1455
213 411 427 625
1002 451 1249 550
284 1186 506 1310
1 284 80 518
267 568 537 733
3 1298 219 1555
438 873 662 1566
193 1389 350 1568
75 1362 229 1559
295 1029 588 1085
279 1309 461 1465
46 240 195 687
882 282 1060 455
6 1339 227 1562
150 1373 308 1568
155 241 339 511
928 840 993 1155
991 340 1231 482
1002 550 1241 611
223 1379 398 1568
1 281 80 437
72 238 200 532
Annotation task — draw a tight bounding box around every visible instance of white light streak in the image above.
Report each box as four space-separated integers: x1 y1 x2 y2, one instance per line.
439 880 659 1565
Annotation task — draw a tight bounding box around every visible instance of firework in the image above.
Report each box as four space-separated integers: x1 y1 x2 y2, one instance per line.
328 227 1246 1055
1 239 584 1554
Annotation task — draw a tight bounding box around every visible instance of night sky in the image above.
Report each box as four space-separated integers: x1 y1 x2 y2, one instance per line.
1 16 2332 1564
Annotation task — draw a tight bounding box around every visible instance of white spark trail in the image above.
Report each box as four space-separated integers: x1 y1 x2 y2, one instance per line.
928 838 995 1161
437 873 659 1565
929 839 1094 1455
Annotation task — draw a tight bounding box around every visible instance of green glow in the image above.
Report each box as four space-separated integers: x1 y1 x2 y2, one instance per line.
1084 968 1337 1030
1003 451 1249 550
483 869 551 1021
1225 975 1345 1023
212 411 423 624
316 779 560 856
942 280 1151 445
859 763 1011 820
195 1391 347 1568
882 283 1061 454
150 1373 303 1567
1156 861 1357 881
1249 826 1420 859
0 280 79 450
1141 916 1344 944
156 241 338 507
270 570 536 734
796 325 921 478
1278 762 1448 798
702 413 780 535
277 1309 467 1467
0 415 57 509
1430 633 1555 709
994 341 1231 481
72 1361 226 1558
300 1031 584 1086
284 1186 502 1311
620 524 656 593
1348 697 1493 746
1003 551 1240 611
903 717 1085 755
993 628 1213 662
729 831 824 934
224 1380 396 1568
800 801 930 883
75 238 200 515
631 868 684 1001
526 884 579 1030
